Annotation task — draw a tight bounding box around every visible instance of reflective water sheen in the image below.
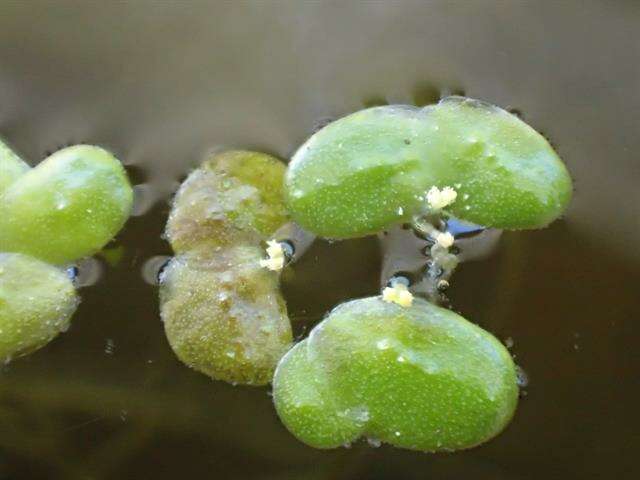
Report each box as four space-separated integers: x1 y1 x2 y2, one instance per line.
0 2 638 479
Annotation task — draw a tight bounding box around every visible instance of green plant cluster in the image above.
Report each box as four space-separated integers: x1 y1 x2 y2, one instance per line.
0 96 572 453
0 141 133 362
159 97 572 452
160 151 293 385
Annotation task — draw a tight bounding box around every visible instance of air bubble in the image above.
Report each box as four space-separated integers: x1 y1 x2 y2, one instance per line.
279 241 295 262
74 257 103 287
66 266 79 281
142 255 172 285
104 338 115 355
387 274 411 288
272 222 315 264
131 183 156 216
444 218 485 239
515 365 529 388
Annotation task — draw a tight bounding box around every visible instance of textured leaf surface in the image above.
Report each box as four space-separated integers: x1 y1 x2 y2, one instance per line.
160 245 292 385
0 253 78 362
166 150 289 252
273 296 518 451
285 97 572 238
162 151 292 385
0 145 133 265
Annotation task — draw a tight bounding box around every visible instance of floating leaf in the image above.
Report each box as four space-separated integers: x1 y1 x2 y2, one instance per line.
285 97 572 238
160 245 292 385
0 253 79 363
162 151 292 385
273 296 518 451
167 150 289 252
0 145 133 265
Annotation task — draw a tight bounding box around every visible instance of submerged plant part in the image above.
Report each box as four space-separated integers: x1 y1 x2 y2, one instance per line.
0 253 79 363
0 145 133 265
273 296 518 451
0 141 133 361
160 151 293 385
285 96 572 239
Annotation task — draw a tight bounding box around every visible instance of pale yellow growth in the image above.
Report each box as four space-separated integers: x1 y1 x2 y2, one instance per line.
433 231 455 249
260 239 285 272
382 283 414 308
426 186 458 210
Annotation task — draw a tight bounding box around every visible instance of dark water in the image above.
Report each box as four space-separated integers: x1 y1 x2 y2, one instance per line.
1 1 639 479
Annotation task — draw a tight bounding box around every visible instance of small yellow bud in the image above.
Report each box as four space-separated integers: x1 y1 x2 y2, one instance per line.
260 240 285 272
433 231 455 249
426 186 458 210
382 283 414 308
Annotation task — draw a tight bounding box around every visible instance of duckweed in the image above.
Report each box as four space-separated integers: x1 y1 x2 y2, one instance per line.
160 151 292 385
273 296 518 451
166 150 289 252
160 245 292 385
0 145 133 265
0 253 78 363
0 141 132 361
285 96 572 238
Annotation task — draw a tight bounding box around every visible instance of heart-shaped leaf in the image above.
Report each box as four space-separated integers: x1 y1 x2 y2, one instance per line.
273 296 518 451
285 97 572 238
161 151 292 385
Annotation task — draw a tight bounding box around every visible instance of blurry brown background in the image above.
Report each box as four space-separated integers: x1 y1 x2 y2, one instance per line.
0 1 638 479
